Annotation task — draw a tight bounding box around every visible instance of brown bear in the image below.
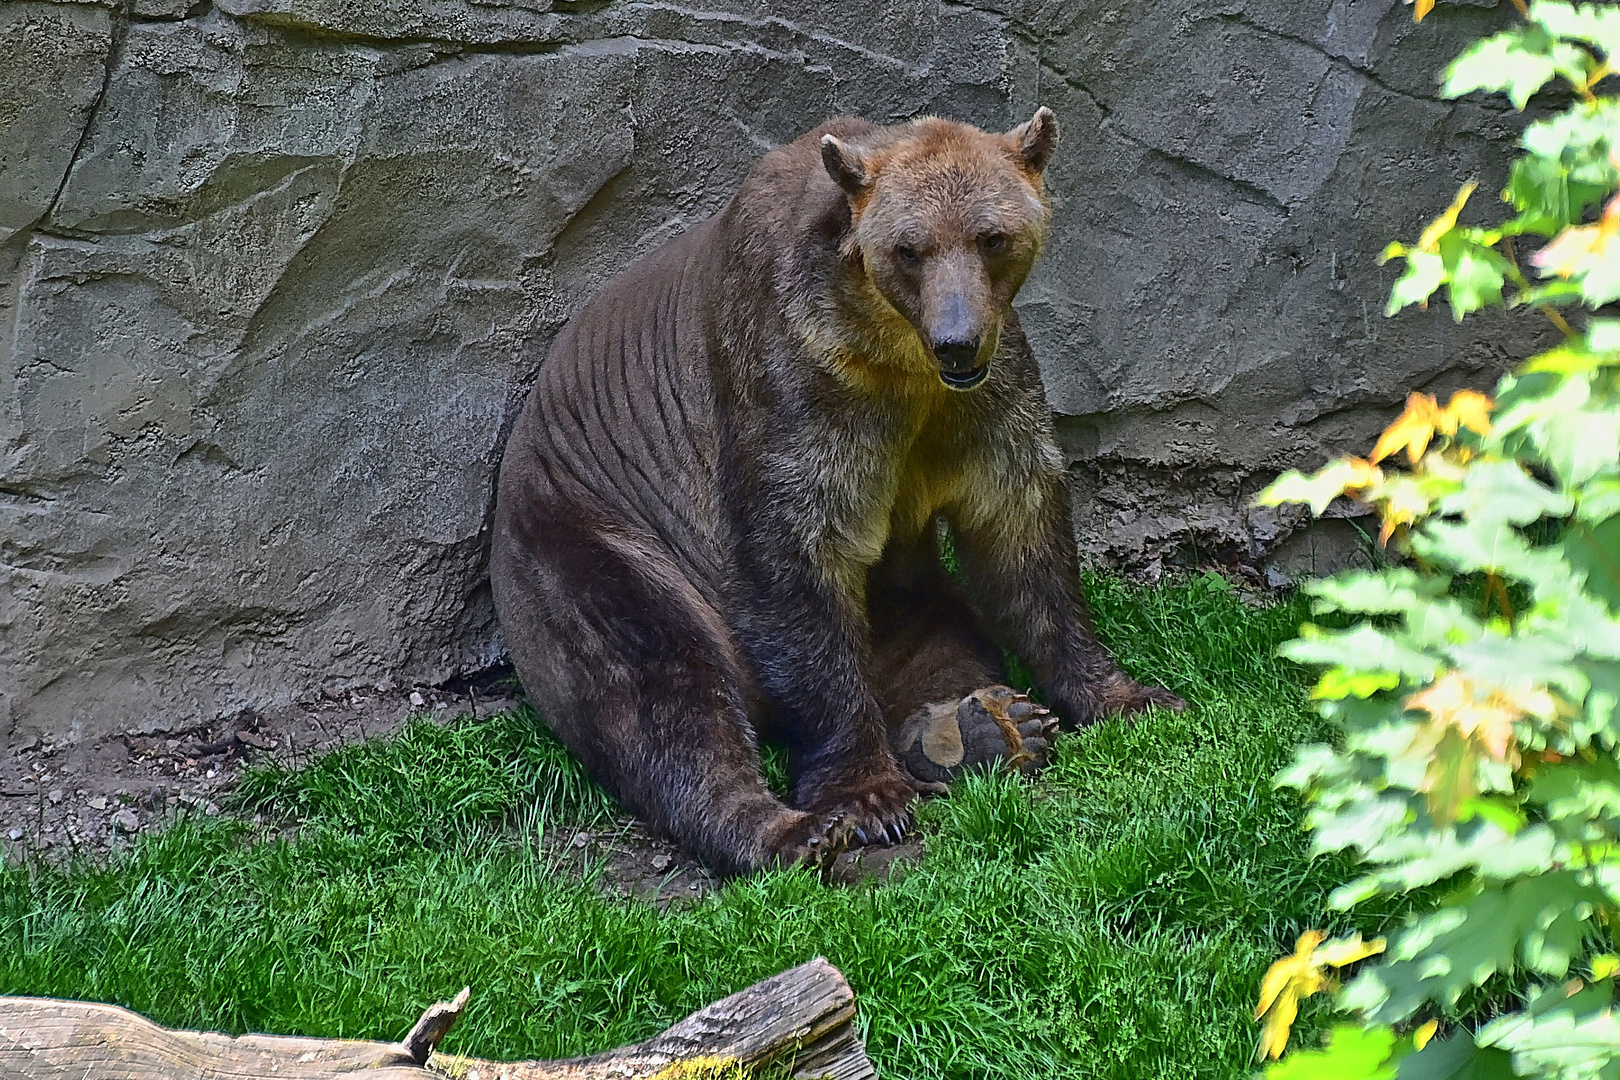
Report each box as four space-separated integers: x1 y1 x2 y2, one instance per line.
490 108 1184 875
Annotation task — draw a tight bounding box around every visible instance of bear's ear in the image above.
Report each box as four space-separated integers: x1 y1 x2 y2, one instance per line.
1007 106 1058 174
821 134 871 198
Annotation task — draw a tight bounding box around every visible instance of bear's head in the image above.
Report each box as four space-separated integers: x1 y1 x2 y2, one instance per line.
821 109 1057 391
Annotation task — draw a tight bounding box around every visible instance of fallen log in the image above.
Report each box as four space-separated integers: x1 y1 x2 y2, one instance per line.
0 957 873 1080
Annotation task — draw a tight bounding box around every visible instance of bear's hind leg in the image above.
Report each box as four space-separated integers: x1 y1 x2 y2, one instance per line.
493 511 848 876
867 542 1056 788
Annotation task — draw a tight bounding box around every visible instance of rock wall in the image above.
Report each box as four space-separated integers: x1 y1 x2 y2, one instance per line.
1 0 1541 746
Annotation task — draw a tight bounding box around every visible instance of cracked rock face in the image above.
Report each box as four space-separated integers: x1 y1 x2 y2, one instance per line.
2 0 1542 747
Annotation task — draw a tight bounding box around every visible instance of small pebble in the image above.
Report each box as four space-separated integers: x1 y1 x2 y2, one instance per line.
47 789 64 805
571 832 591 848
409 691 426 707
87 796 108 811
111 808 139 833
236 730 275 750
650 854 672 872
6 828 22 842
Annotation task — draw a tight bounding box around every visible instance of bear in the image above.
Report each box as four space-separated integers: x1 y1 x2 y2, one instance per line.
490 108 1184 876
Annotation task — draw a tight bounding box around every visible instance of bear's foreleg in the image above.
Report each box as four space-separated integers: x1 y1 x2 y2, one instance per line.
733 548 918 847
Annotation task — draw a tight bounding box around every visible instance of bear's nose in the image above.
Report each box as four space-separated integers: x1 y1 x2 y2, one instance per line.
933 338 981 373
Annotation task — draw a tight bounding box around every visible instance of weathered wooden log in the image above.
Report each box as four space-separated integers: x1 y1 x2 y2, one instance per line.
0 957 873 1080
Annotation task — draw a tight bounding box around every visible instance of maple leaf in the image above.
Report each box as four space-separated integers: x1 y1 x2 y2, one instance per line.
1256 932 1387 1060
1255 457 1384 515
1406 671 1548 764
1365 473 1433 544
1437 389 1493 438
1373 393 1443 464
1401 672 1555 821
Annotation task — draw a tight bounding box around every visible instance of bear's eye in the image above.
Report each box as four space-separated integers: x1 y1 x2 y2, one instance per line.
980 233 1008 254
895 245 921 264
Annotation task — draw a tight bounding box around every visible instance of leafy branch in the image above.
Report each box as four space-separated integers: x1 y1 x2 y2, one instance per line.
1247 3 1620 1078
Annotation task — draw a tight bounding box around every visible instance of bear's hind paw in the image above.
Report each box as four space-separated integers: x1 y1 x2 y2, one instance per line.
894 685 1057 786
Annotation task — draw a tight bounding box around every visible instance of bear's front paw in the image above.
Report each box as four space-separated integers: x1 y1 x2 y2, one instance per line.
894 685 1057 787
806 768 916 848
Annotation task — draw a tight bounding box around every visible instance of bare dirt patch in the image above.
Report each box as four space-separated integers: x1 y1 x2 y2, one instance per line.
0 673 520 863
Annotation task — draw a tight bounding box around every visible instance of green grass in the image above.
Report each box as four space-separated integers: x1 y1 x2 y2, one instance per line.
0 575 1390 1078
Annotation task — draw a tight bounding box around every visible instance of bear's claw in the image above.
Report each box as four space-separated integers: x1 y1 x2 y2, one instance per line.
769 809 854 871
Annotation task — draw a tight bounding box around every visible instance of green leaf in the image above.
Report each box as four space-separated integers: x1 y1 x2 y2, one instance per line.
1587 318 1620 353
1425 727 1481 824
1444 29 1562 109
1522 345 1612 375
1534 0 1620 63
1521 100 1620 171
1282 625 1443 681
1456 796 1526 835
1388 251 1448 315
1582 480 1620 523
1266 1025 1401 1080
1514 279 1586 306
1329 823 1557 903
1478 980 1620 1080
1396 1033 1517 1080
1447 633 1581 695
1492 370 1620 487
1564 515 1620 613
1440 233 1510 320
1314 668 1404 700
1504 153 1610 238
1438 459 1574 527
1276 742 1350 791
1307 569 1449 615
1526 755 1620 825
1312 793 1414 863
1352 873 1605 1022
1411 519 1575 592
1580 243 1620 306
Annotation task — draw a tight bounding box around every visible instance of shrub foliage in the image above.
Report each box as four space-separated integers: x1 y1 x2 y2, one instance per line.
1252 3 1620 1077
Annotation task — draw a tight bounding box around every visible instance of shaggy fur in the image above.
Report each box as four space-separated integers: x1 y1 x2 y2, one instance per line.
491 109 1183 875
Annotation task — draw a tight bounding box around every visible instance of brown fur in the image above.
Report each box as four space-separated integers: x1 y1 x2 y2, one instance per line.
490 109 1183 876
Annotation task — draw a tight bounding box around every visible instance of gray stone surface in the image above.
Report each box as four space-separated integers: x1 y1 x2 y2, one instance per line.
1 0 1542 746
